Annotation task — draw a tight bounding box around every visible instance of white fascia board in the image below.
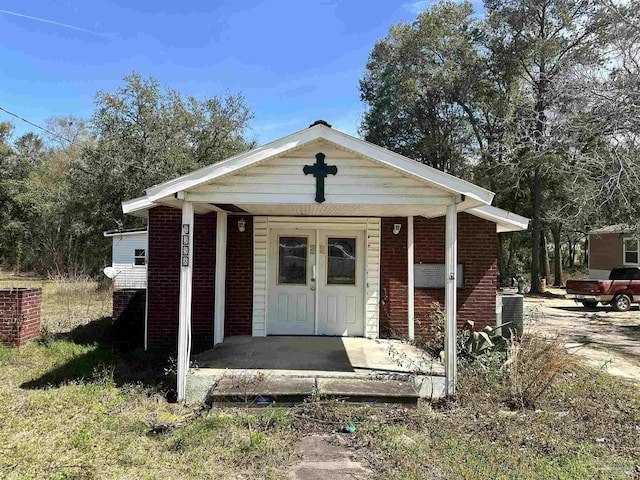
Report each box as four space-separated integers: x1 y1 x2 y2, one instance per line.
143 124 495 207
122 195 155 215
469 205 529 232
103 230 147 238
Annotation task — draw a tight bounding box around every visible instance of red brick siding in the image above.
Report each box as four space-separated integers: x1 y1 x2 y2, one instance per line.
147 206 182 351
380 218 409 337
0 288 41 346
380 214 498 338
225 216 253 336
192 213 216 352
147 207 218 352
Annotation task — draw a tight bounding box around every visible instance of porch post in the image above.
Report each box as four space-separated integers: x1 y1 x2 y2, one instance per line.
214 211 227 345
177 200 194 402
407 216 415 340
444 203 458 396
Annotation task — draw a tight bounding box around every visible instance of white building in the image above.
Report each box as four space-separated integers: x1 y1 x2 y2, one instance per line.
103 228 148 289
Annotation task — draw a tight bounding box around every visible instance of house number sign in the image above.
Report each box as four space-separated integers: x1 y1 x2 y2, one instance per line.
182 224 190 266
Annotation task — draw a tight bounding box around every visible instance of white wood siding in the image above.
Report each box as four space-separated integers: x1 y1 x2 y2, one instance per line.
111 233 147 289
188 142 449 206
365 218 381 338
251 217 380 338
252 217 268 336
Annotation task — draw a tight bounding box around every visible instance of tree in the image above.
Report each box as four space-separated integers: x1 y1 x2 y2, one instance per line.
66 72 254 273
0 124 41 271
360 2 489 175
486 0 609 292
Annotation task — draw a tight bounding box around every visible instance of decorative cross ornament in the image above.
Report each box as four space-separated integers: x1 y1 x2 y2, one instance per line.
303 152 338 203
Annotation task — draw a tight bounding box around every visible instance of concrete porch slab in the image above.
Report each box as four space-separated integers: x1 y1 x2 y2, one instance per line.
317 378 419 402
186 336 445 403
192 336 443 375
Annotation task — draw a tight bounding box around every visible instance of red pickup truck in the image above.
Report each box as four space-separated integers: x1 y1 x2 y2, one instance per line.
566 267 640 311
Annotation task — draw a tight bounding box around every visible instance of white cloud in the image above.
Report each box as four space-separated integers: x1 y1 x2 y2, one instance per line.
403 0 433 14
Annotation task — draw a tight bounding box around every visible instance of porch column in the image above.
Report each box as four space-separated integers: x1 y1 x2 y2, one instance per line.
214 211 227 345
407 216 415 340
444 203 458 396
177 200 194 402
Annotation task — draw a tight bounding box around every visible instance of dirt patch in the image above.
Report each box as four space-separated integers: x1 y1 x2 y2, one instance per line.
525 287 640 383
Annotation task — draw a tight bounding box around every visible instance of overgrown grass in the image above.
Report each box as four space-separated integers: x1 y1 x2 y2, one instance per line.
1 274 638 478
0 275 112 334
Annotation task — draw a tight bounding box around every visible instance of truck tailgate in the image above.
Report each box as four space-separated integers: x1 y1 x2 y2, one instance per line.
566 280 601 295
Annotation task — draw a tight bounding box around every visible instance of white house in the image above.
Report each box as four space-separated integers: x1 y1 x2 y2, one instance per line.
103 228 148 289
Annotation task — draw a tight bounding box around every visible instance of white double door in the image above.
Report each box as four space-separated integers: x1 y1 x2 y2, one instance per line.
267 228 365 336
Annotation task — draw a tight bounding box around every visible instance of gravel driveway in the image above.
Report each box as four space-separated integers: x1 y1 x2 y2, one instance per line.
524 287 640 383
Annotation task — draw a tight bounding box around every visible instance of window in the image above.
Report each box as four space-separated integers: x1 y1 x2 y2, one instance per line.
134 249 146 266
623 238 639 265
327 237 356 285
278 237 307 284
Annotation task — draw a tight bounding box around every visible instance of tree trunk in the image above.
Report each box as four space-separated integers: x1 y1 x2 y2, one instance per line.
530 165 542 293
541 228 551 284
551 223 562 286
569 238 576 268
584 234 589 268
498 234 506 287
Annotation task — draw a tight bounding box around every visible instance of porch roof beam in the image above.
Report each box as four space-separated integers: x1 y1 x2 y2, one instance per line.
180 192 455 205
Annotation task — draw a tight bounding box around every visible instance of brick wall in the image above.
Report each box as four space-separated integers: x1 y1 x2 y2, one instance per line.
0 288 41 346
380 213 498 338
192 213 216 352
147 206 182 351
112 288 146 350
225 216 253 336
380 217 408 337
147 207 218 352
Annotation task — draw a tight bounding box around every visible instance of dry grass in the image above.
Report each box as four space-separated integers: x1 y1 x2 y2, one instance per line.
0 274 112 334
0 273 297 479
0 273 638 479
504 333 577 409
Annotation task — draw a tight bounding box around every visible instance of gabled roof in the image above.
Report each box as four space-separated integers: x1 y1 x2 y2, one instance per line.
103 227 147 237
143 122 494 207
121 121 529 231
470 206 529 233
589 224 633 234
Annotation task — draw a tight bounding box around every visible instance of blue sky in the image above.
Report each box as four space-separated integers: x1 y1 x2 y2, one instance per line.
0 0 482 145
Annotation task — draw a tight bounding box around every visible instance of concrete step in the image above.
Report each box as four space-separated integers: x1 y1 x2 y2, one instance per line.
189 374 426 405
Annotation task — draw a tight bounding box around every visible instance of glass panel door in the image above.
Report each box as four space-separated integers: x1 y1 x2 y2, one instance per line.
278 237 308 284
327 238 356 285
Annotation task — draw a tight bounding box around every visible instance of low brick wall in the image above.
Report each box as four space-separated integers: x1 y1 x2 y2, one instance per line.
112 288 146 351
0 288 41 346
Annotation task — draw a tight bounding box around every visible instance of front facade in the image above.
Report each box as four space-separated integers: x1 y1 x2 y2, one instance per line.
122 121 528 399
589 226 640 279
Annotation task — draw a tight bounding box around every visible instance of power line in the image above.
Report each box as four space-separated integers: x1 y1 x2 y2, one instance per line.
0 105 147 172
0 105 72 144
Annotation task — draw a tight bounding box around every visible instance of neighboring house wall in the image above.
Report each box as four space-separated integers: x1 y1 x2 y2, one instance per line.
380 213 498 338
589 233 623 279
111 233 148 289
